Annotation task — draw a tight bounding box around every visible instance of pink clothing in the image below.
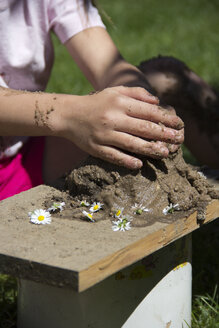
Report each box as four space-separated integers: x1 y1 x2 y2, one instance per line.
0 0 105 199
0 0 105 91
0 137 44 201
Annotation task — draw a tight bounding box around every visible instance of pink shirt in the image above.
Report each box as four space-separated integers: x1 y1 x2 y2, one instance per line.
0 0 105 158
0 0 105 91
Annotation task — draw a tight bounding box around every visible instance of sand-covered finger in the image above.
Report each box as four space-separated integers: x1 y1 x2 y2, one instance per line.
103 132 169 158
125 100 184 130
117 117 184 144
93 144 143 170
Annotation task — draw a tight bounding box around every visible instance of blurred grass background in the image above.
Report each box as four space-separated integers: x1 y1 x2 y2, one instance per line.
1 0 219 326
47 0 219 94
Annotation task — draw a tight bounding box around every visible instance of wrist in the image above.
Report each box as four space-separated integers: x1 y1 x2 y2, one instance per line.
51 93 84 141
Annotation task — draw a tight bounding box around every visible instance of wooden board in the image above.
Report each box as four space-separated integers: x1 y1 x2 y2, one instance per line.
0 181 218 292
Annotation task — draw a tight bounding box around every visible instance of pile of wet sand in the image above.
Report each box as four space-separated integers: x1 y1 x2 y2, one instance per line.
48 148 218 227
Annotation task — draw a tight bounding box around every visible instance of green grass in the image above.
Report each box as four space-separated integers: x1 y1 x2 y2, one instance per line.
1 0 219 326
47 0 219 94
192 220 219 328
192 286 219 328
0 275 17 328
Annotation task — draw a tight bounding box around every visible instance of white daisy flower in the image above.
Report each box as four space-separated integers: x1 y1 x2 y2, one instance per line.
29 209 51 225
114 208 124 219
197 171 207 179
112 217 131 232
48 202 65 212
163 203 180 215
132 203 151 215
89 202 104 213
82 210 95 222
80 200 90 207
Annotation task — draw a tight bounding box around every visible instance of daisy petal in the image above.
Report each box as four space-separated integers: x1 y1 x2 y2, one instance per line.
90 202 104 213
82 210 95 222
29 209 51 225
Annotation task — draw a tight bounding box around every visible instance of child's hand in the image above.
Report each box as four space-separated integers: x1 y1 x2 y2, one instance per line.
61 86 184 169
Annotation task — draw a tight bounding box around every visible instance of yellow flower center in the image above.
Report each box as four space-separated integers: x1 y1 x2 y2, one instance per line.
94 205 99 210
116 210 121 216
38 215 45 221
88 213 93 219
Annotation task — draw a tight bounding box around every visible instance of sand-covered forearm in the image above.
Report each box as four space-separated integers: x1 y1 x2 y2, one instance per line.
0 85 184 170
0 87 77 138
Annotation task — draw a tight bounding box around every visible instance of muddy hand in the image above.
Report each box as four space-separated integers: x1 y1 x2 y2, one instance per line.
63 86 184 169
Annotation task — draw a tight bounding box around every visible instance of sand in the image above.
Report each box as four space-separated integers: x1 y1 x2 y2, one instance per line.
42 148 219 227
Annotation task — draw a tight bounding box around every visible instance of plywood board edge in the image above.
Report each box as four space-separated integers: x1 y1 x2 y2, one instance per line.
0 253 80 291
78 200 219 292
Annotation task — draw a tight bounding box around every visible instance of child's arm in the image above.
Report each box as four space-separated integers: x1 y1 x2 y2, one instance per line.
64 27 152 91
0 87 64 137
0 27 184 170
0 85 183 169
